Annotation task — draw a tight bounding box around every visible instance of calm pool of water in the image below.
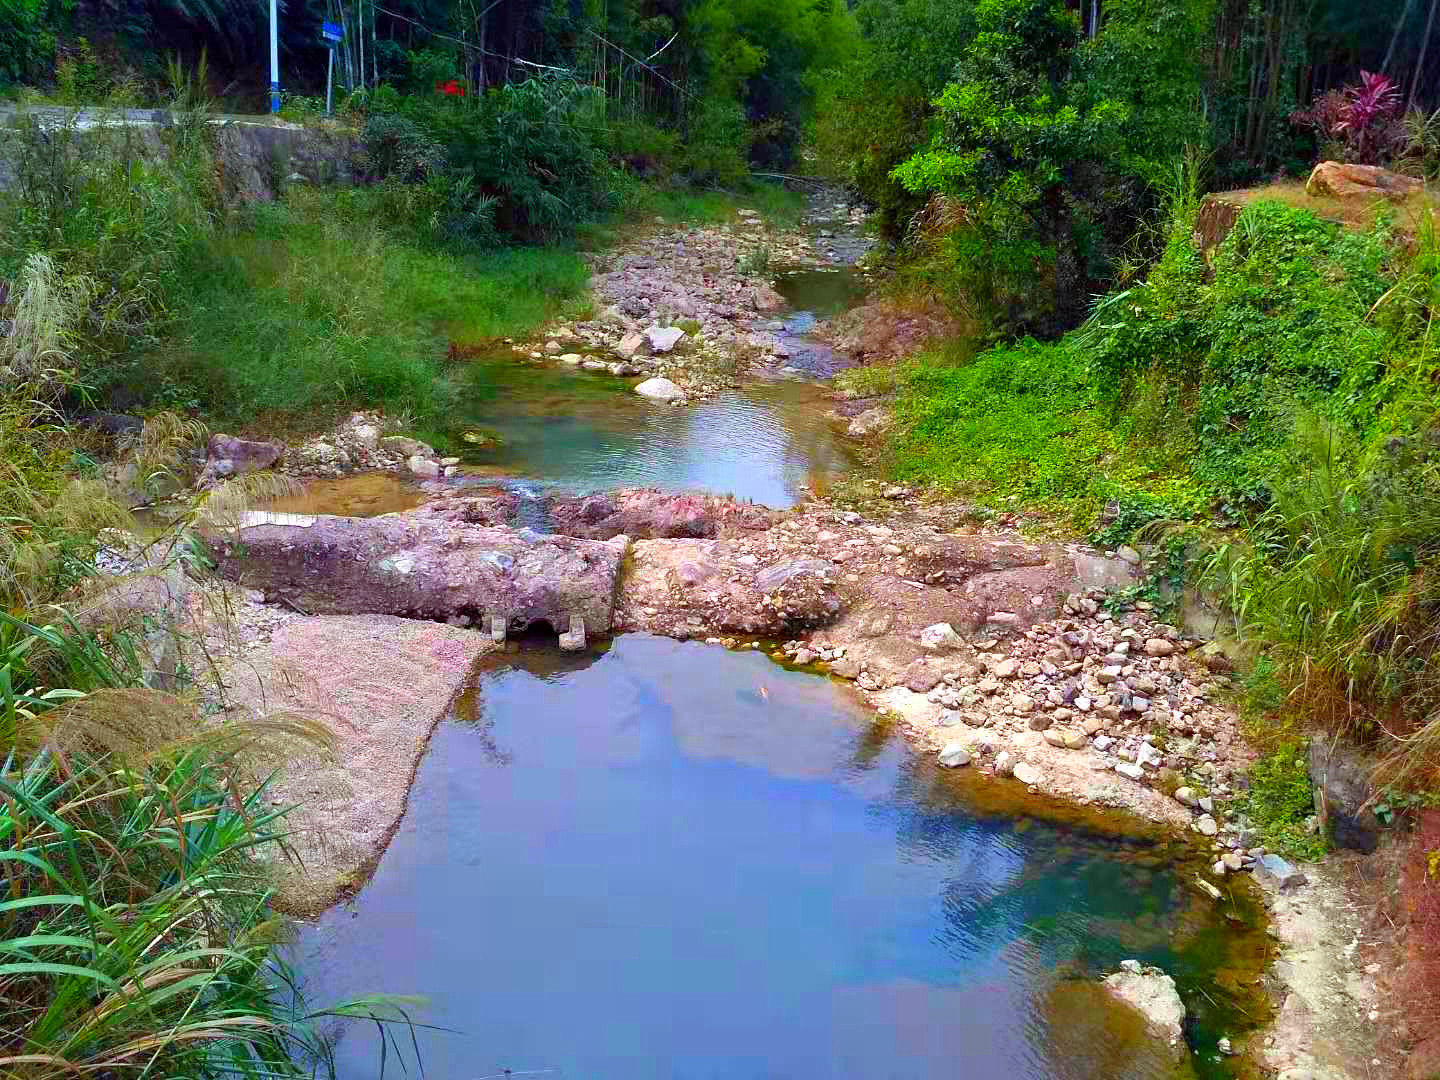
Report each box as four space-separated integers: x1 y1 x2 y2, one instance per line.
295 637 1258 1080
450 363 855 507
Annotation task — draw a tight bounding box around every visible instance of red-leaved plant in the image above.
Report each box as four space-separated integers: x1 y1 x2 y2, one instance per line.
1291 71 1404 164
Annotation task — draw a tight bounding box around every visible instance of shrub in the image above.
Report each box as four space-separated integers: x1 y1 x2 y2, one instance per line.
1081 200 1396 510
1242 739 1328 861
361 112 446 182
1205 418 1440 787
1290 71 1405 165
681 98 752 187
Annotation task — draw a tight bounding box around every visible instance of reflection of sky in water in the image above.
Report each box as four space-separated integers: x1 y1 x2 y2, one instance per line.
463 386 852 508
294 638 1209 1080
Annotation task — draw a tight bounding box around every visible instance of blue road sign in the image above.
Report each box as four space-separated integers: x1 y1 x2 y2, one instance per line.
322 20 343 42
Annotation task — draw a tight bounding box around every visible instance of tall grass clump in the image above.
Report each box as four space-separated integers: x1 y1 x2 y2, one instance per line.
123 187 590 431
0 683 423 1079
1205 418 1440 787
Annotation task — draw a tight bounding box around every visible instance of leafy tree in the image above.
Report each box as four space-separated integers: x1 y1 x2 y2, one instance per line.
891 0 1211 333
812 0 977 236
687 0 858 167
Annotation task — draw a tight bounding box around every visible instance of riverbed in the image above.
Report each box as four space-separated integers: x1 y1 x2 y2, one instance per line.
254 196 1272 1078
294 636 1262 1080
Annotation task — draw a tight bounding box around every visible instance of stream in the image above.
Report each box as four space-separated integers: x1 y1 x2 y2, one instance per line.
284 208 1266 1078
294 637 1260 1080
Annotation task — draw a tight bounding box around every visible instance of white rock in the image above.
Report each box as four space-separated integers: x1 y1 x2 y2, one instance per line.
634 377 687 402
1195 814 1219 836
645 326 687 353
993 751 1016 777
1103 964 1186 1058
1012 761 1041 785
407 455 440 479
1115 761 1146 781
1174 786 1198 807
919 623 964 651
937 743 971 768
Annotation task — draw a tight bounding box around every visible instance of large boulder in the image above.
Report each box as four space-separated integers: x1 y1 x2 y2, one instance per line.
204 433 284 480
616 540 843 638
1305 161 1424 201
209 509 627 634
1102 961 1187 1061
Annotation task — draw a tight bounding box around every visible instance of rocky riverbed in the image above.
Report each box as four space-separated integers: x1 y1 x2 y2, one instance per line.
101 190 1411 1079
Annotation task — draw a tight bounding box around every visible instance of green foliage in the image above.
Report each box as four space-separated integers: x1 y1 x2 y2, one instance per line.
680 98 753 186
123 188 587 430
687 0 858 168
1243 740 1328 861
892 339 1126 512
0 0 56 86
812 0 976 237
885 0 1211 333
0 105 218 369
1082 201 1398 510
398 76 615 242
737 245 771 275
1204 417 1440 786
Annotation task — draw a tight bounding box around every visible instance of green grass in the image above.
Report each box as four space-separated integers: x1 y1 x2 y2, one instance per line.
102 188 590 433
888 338 1202 526
1241 739 1328 861
834 363 905 398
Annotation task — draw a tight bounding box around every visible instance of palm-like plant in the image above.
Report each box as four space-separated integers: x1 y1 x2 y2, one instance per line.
1334 70 1403 162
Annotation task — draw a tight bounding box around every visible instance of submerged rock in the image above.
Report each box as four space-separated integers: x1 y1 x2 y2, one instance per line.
1102 962 1187 1060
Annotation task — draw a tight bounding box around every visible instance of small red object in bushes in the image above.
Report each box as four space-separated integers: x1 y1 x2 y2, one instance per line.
435 79 466 97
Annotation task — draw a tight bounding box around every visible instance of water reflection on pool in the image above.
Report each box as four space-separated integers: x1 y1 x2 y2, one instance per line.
295 636 1257 1080
452 362 855 507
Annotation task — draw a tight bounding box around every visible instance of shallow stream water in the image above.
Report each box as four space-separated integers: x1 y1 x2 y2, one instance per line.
287 212 1266 1079
296 638 1262 1080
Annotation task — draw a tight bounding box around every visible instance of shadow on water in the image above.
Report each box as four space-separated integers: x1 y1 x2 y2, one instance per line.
293 636 1267 1080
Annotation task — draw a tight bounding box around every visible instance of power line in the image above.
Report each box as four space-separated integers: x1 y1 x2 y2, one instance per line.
373 4 574 73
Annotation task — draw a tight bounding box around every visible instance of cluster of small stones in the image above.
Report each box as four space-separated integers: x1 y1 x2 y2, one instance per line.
506 201 868 400
281 412 460 480
891 589 1301 883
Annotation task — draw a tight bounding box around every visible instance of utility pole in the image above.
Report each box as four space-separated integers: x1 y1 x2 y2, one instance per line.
269 0 280 112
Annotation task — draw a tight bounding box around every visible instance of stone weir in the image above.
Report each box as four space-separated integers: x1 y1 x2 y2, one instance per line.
210 506 627 637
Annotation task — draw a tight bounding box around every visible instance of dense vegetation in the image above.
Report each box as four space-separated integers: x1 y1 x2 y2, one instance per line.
822 0 1440 837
